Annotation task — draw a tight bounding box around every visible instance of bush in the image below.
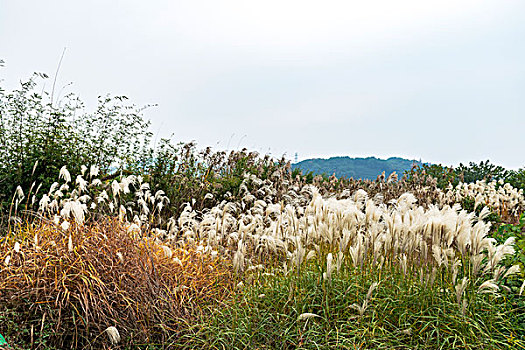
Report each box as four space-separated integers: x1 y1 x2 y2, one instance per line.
0 73 152 213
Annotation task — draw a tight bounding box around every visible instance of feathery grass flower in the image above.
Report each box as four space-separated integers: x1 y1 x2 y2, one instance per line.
105 326 120 345
59 166 71 183
297 313 321 321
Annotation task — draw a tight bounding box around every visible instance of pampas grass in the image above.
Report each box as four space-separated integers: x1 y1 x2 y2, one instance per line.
2 160 524 348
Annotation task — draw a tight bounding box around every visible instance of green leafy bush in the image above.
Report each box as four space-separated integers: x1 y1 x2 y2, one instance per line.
0 73 152 212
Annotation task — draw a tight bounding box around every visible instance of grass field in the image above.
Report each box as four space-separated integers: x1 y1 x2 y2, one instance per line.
1 165 524 349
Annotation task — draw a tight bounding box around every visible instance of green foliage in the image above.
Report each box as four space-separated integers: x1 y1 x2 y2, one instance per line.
0 73 152 212
406 160 524 192
0 70 295 222
405 163 457 188
185 265 524 349
491 214 525 334
132 141 291 219
455 160 508 184
507 168 525 191
0 305 59 350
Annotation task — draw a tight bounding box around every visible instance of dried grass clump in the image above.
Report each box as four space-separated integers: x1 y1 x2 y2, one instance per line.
0 219 234 349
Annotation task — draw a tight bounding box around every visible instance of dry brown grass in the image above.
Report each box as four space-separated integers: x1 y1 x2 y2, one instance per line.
0 219 234 349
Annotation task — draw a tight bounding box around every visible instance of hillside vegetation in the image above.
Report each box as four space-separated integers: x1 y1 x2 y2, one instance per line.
1 72 525 349
292 156 422 180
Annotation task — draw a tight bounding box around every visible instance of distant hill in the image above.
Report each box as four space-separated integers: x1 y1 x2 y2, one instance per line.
292 156 423 180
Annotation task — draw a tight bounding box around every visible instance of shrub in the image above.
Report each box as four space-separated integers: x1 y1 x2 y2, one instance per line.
0 73 152 214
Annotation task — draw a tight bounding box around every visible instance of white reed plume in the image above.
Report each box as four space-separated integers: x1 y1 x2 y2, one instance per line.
350 300 368 317
461 298 468 316
31 160 39 175
76 175 88 193
15 186 24 201
61 221 70 231
118 205 127 222
48 182 59 195
89 165 99 178
173 257 183 267
155 190 166 201
297 313 321 321
306 250 316 261
96 190 109 203
105 326 121 345
76 194 89 203
451 259 461 284
39 194 50 212
60 200 86 225
59 166 71 183
68 234 73 252
519 280 525 296
399 254 408 276
323 253 334 282
455 277 469 305
233 240 245 273
503 265 521 279
111 180 120 197
477 206 491 222
492 266 506 281
470 254 484 277
126 223 141 235
349 243 361 268
120 176 136 194
485 237 515 273
161 245 173 259
293 237 305 269
336 251 344 273
478 280 499 294
366 282 379 301
32 182 42 202
350 282 380 319
397 192 417 212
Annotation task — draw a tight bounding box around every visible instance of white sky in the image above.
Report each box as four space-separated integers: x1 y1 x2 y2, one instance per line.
1 0 524 168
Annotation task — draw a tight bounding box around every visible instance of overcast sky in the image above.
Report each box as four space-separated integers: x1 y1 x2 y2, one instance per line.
1 0 524 168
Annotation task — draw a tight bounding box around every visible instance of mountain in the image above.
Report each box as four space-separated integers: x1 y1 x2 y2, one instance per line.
292 156 422 180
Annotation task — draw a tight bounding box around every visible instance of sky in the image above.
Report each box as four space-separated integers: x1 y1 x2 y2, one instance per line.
1 0 524 168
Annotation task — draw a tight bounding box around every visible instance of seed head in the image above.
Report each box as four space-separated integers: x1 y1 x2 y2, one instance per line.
297 313 321 321
105 326 120 345
59 166 71 183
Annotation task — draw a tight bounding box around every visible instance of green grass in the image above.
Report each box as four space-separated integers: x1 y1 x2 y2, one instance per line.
180 264 525 350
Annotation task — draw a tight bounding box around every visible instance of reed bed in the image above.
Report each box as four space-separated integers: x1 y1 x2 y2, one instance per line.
1 163 524 348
